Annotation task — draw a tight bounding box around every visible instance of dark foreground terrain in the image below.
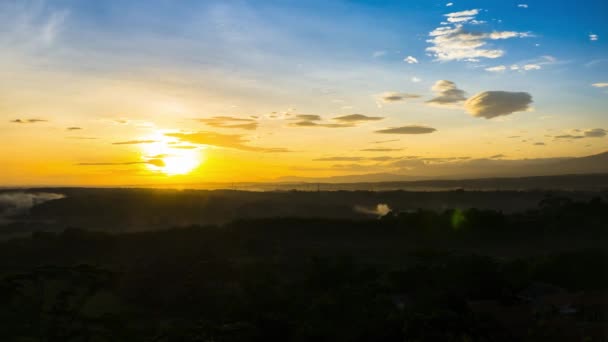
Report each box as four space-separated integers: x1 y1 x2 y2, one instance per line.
0 189 607 341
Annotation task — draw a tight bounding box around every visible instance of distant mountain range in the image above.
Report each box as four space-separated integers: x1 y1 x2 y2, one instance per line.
275 151 608 184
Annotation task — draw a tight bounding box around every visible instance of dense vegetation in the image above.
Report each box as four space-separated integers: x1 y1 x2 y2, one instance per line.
0 195 606 341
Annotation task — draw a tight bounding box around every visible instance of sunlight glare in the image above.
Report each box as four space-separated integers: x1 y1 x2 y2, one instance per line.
140 132 203 176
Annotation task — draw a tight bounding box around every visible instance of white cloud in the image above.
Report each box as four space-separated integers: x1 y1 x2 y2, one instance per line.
517 4 529 8
465 91 533 119
523 64 541 70
589 34 598 41
411 76 421 83
427 25 530 62
404 56 419 64
592 83 608 88
489 31 530 39
493 56 553 73
444 9 479 24
485 65 506 72
446 2 454 6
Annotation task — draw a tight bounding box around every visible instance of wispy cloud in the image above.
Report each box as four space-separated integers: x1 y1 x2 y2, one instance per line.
112 140 158 145
444 9 479 24
553 128 607 140
486 56 556 73
378 92 421 103
427 9 530 62
196 116 258 130
589 34 598 41
592 83 608 88
485 65 507 72
166 131 289 152
360 148 403 152
78 159 165 167
404 56 418 64
375 125 437 134
332 114 384 123
372 50 387 58
517 4 529 8
11 118 47 124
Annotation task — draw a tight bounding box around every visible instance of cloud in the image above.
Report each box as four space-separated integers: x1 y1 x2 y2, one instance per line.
314 156 400 162
67 127 82 130
78 159 165 167
487 56 554 73
41 9 69 45
375 125 437 134
332 114 384 123
289 121 352 128
166 131 289 152
313 157 365 162
464 91 533 119
583 128 607 138
427 10 531 62
66 136 97 140
489 154 506 159
112 140 158 145
589 34 598 41
592 83 608 88
196 116 258 130
11 119 47 124
485 65 506 72
446 2 453 6
360 148 403 152
444 9 479 24
293 114 322 121
411 76 421 83
523 64 541 70
426 80 467 105
372 50 387 58
379 92 421 103
404 56 419 64
518 4 528 8
553 135 585 140
371 139 400 144
534 142 545 146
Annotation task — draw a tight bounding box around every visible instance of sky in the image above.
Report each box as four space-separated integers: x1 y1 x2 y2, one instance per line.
1 0 607 186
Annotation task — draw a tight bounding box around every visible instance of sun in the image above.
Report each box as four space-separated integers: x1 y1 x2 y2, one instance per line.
139 132 203 176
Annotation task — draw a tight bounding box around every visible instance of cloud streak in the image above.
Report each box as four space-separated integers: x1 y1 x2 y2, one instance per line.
196 116 258 130
166 131 290 152
11 119 47 124
379 92 421 103
376 125 437 134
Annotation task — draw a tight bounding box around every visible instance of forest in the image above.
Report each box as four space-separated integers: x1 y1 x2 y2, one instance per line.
0 191 606 341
